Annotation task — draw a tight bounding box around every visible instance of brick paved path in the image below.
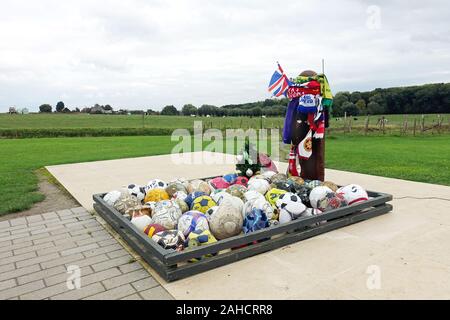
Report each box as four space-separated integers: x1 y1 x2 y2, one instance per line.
0 207 173 300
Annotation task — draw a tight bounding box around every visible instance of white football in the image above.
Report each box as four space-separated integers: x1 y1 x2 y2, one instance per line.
130 215 152 230
243 190 265 204
276 192 306 222
172 191 188 201
126 184 145 203
247 178 270 195
145 179 168 192
211 191 233 205
309 186 333 209
252 198 275 220
337 184 369 205
103 190 122 206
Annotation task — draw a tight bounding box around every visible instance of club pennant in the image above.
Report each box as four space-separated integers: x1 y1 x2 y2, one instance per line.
297 130 313 160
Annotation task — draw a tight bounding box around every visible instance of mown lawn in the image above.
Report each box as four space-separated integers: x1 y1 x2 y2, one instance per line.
0 134 449 216
326 134 450 186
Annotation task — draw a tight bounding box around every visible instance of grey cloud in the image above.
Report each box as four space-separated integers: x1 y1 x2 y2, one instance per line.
0 0 449 111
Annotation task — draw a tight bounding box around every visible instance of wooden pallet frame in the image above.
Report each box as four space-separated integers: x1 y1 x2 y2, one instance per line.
93 186 392 282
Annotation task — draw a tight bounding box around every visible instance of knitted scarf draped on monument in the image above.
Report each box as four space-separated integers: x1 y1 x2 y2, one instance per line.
278 69 334 181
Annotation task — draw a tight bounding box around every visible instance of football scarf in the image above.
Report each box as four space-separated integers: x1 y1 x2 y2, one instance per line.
287 145 300 177
287 80 321 99
297 129 313 160
293 75 333 104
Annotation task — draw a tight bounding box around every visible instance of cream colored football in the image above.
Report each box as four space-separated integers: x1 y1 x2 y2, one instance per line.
209 198 243 240
130 215 152 230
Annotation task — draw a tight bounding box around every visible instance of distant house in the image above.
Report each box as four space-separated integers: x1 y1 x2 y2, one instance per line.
90 105 105 114
9 106 18 114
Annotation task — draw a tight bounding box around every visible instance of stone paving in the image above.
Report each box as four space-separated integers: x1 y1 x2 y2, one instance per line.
0 207 173 300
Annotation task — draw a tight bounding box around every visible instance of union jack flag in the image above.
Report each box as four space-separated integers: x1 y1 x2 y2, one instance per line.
268 62 291 97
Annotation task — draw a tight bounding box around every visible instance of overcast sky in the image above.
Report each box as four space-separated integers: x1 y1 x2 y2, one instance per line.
0 0 449 112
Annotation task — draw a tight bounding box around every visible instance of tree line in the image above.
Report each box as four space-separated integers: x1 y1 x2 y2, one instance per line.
35 82 449 117
332 82 450 117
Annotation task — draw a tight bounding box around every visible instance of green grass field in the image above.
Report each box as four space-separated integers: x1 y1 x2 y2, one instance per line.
0 113 285 130
1 113 447 131
1 134 449 216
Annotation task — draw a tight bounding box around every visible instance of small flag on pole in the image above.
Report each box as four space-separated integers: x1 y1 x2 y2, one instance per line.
268 62 291 97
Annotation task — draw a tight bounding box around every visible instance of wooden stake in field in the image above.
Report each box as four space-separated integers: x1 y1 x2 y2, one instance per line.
344 112 347 133
403 114 408 135
364 115 369 135
437 114 441 134
413 118 417 136
421 114 425 133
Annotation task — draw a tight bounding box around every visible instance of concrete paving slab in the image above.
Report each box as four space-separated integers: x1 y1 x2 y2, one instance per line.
45 151 450 299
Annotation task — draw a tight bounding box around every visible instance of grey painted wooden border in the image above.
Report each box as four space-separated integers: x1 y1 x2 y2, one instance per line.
93 182 393 282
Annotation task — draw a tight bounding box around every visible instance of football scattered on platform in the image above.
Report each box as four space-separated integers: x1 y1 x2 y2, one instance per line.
177 210 210 237
151 200 182 229
102 171 369 257
126 184 146 202
191 195 216 214
103 190 122 206
131 215 152 230
143 223 166 238
187 229 218 262
144 188 170 203
337 184 369 205
113 191 140 214
145 179 168 192
209 198 244 240
152 230 185 250
247 178 270 195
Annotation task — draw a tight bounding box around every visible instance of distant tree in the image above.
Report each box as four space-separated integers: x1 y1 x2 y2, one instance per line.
104 104 113 111
367 101 384 115
39 104 52 113
182 104 197 116
198 104 217 116
62 107 71 113
355 99 367 114
350 91 362 103
161 105 179 116
146 109 159 115
251 107 262 117
332 92 350 116
56 101 65 112
342 101 359 116
81 107 91 113
129 110 144 115
8 106 18 114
